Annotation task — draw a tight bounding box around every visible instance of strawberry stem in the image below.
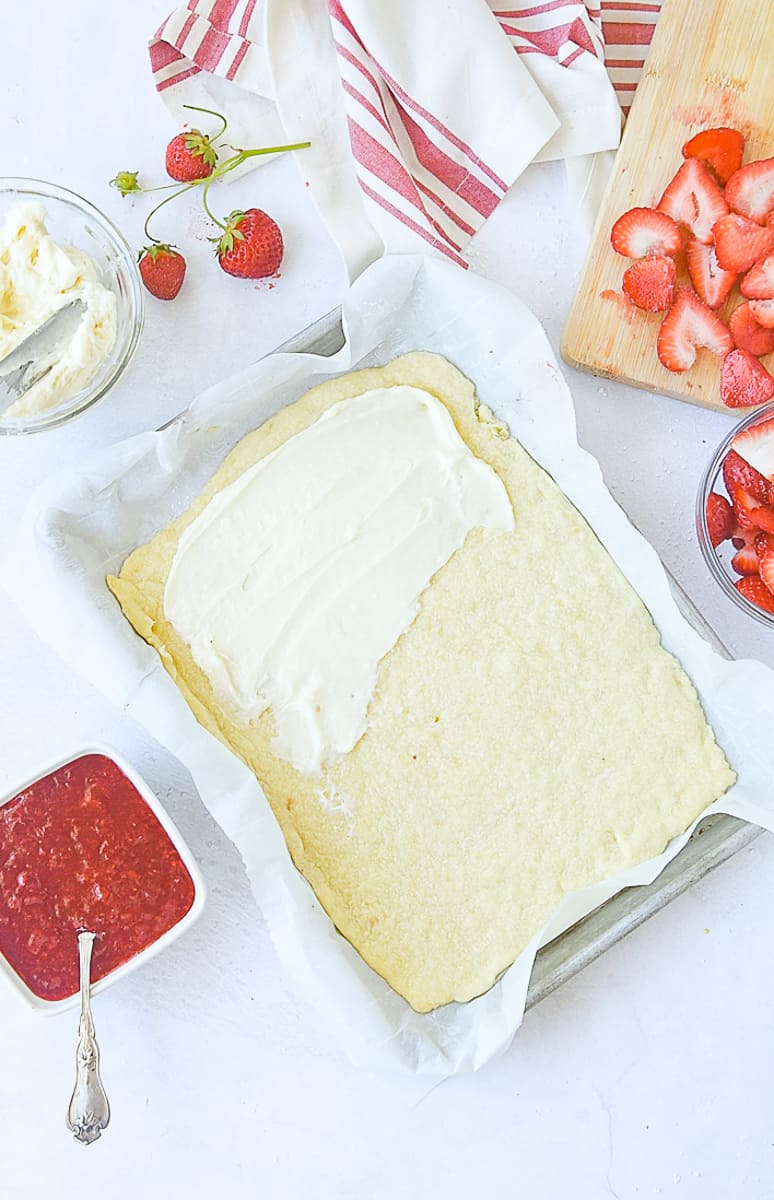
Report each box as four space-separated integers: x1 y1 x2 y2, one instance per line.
199 141 312 231
182 103 228 143
143 183 197 244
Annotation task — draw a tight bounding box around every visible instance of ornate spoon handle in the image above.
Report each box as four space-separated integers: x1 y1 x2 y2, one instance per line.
66 931 110 1145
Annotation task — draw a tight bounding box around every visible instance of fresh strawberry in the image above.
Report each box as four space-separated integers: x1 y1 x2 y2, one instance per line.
706 491 735 546
656 286 733 372
731 417 774 482
729 302 774 356
657 159 728 243
722 447 771 502
760 548 774 595
735 574 774 613
725 157 774 224
610 207 682 259
731 539 762 575
713 213 774 274
740 253 774 300
622 255 676 311
682 127 744 185
685 238 737 308
138 244 186 300
166 128 218 182
214 208 284 278
720 349 774 408
749 298 774 329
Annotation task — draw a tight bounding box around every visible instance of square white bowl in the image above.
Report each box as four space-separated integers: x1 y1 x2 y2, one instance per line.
0 744 206 1014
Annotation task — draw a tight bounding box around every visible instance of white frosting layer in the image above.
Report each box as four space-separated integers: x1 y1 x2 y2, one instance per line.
164 384 514 774
0 202 117 418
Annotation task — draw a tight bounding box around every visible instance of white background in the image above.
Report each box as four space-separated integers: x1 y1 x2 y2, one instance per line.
1 3 772 1197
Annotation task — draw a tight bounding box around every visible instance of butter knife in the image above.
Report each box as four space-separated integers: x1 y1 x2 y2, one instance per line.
0 299 85 416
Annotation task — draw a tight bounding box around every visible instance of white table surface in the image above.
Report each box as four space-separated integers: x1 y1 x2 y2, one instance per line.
2 5 773 1197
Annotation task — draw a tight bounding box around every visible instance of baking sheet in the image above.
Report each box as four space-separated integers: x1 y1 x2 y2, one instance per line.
3 254 774 1075
274 307 764 1013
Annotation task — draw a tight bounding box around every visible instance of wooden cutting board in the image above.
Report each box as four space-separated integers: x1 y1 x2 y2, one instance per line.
562 0 774 413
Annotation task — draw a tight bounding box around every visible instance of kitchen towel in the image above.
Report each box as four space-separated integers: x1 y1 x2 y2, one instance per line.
149 1 659 275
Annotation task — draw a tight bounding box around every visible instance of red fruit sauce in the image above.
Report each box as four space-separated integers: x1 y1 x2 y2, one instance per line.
0 754 195 1001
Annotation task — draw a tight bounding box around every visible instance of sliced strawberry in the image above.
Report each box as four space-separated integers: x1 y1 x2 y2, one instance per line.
725 157 774 224
749 298 774 329
622 255 676 311
682 127 744 185
731 417 774 484
735 575 774 614
713 213 774 273
656 286 733 372
749 505 774 534
740 253 774 300
685 238 737 308
729 481 769 529
611 207 683 258
755 532 774 559
657 160 728 243
729 302 774 356
731 540 762 575
720 349 774 408
705 492 735 546
722 447 771 501
760 549 774 595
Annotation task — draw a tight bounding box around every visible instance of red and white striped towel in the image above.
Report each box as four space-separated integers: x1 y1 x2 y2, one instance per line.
149 0 662 276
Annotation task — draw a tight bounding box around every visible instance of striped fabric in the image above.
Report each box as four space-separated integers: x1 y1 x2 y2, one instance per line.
601 0 661 116
149 0 663 265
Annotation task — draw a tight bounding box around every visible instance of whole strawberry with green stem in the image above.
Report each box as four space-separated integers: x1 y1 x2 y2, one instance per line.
210 208 284 279
138 243 187 300
165 109 227 182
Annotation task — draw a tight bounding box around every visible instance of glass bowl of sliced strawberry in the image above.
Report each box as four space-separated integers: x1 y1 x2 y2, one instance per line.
698 401 774 624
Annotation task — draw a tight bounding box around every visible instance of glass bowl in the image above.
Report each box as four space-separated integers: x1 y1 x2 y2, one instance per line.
696 399 774 628
0 178 143 435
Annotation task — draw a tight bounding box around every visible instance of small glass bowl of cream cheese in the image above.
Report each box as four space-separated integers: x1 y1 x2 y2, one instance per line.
0 179 143 435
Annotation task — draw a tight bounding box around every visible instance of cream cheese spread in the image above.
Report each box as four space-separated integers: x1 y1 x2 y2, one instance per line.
0 202 117 418
164 384 515 774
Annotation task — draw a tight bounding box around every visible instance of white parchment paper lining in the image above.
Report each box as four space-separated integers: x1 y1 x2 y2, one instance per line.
4 255 774 1075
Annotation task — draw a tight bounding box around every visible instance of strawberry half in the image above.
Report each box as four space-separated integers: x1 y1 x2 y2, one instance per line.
713 214 774 274
706 491 735 546
685 238 737 308
722 447 771 502
656 286 733 372
749 298 774 329
731 538 762 575
682 127 744 185
731 417 774 483
729 303 774 357
622 255 676 311
610 207 683 258
735 575 774 614
720 349 774 408
657 159 728 243
740 253 774 300
725 157 774 224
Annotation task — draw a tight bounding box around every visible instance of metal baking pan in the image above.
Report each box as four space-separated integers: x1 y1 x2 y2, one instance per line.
273 306 763 1009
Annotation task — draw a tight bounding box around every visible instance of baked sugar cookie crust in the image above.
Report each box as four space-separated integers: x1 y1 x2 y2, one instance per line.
107 352 735 1012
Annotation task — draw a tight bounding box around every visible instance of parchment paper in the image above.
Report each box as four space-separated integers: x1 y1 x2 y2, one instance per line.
3 255 774 1074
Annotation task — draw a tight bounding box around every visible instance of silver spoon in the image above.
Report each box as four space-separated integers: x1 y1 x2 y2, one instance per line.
66 931 110 1145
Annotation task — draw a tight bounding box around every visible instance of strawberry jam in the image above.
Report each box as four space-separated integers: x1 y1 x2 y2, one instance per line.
0 754 195 1001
